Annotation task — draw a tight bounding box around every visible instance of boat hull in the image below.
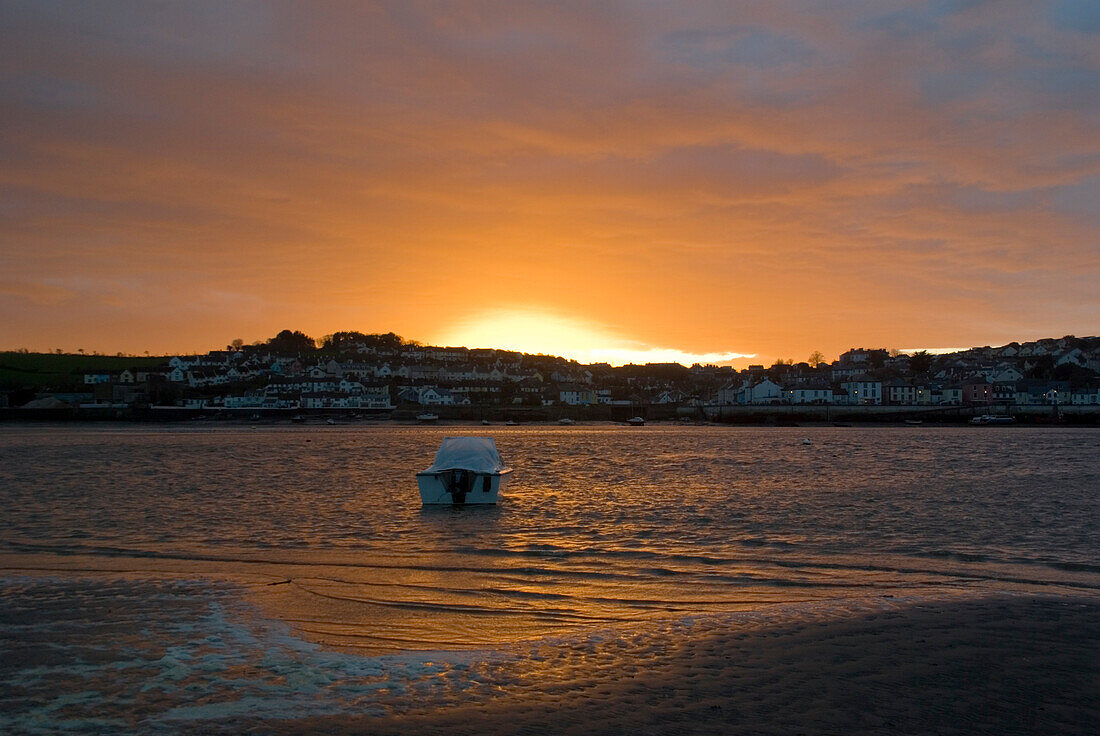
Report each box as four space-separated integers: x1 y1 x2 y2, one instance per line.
417 469 511 505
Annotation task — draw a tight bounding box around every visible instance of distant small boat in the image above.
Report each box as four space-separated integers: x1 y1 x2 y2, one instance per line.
291 414 305 423
326 417 336 425
417 436 512 505
481 419 491 426
558 417 575 425
969 414 1015 425
801 438 812 445
904 419 923 425
627 416 645 426
505 419 518 426
417 413 439 423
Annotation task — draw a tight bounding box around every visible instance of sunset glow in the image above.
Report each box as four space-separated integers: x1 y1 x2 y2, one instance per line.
439 309 756 366
1 2 1097 361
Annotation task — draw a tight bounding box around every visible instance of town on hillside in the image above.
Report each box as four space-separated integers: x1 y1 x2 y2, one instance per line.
3 331 1100 422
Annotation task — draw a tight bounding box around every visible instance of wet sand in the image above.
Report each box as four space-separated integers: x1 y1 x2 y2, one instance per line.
252 595 1099 736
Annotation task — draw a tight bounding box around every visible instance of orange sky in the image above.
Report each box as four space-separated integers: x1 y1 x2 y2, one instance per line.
1 2 1098 366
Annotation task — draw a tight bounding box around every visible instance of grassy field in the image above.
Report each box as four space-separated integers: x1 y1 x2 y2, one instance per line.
0 352 169 389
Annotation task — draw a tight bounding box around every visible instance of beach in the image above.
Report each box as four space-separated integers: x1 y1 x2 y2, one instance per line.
3 578 1096 735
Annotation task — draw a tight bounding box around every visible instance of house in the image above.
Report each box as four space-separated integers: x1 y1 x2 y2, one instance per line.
961 379 992 405
716 381 744 405
1071 386 1100 405
169 356 200 370
993 367 1024 383
401 385 467 406
224 393 264 409
886 380 930 406
1015 380 1071 405
301 391 352 409
653 390 686 405
1055 348 1087 368
188 369 228 388
83 372 113 384
931 385 962 405
840 378 882 405
743 379 783 405
359 383 393 408
784 383 833 404
559 385 597 406
830 365 861 381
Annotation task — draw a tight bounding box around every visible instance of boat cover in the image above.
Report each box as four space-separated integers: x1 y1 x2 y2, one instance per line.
424 437 505 474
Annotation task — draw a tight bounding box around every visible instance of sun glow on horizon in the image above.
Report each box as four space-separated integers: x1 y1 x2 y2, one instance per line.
437 309 756 367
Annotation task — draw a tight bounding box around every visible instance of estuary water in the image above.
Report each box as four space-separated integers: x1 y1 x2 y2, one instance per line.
1 424 1098 733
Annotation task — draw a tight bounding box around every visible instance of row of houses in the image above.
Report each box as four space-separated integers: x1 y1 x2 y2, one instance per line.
67 336 1100 411
716 377 1098 406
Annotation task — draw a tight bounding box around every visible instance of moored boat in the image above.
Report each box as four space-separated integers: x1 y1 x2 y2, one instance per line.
626 416 645 426
969 414 1015 425
417 412 439 423
417 436 512 505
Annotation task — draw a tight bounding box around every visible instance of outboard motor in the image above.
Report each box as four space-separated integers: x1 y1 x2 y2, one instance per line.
445 469 471 504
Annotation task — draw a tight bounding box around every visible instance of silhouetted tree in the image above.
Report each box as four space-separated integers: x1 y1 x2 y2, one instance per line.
266 330 317 355
807 350 825 366
1026 355 1054 380
908 350 933 374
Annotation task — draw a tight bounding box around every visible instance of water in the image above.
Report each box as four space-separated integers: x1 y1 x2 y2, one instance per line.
1 424 1098 732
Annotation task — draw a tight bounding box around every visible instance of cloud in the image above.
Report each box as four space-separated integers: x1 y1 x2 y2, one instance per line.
0 1 1097 357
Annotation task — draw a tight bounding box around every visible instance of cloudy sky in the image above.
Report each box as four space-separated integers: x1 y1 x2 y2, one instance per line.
2 1 1097 364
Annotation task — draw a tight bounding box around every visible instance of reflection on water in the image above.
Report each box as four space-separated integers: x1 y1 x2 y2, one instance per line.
1 425 1099 652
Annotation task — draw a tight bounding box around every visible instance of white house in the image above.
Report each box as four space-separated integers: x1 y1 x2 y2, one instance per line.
1071 386 1100 405
743 379 783 405
559 386 597 406
224 393 264 409
1055 348 1087 368
785 384 833 404
841 378 882 405
993 367 1024 383
653 390 686 405
169 356 200 370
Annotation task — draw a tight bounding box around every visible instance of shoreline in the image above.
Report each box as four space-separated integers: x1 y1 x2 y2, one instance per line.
258 593 1100 736
5 573 1095 735
2 415 1099 429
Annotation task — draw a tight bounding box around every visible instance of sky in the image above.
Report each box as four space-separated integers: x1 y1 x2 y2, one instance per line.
1 1 1098 366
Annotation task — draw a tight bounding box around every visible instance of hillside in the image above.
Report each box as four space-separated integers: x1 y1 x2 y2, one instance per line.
0 352 168 389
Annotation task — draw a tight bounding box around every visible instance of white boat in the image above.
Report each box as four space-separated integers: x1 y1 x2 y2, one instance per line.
627 416 645 426
558 417 575 425
417 412 439 423
417 437 512 505
969 414 1015 425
